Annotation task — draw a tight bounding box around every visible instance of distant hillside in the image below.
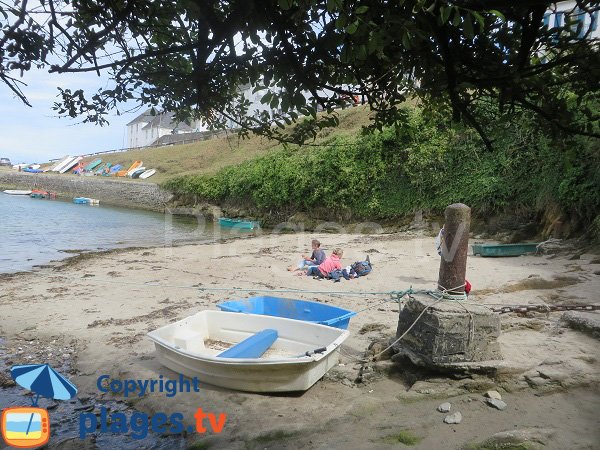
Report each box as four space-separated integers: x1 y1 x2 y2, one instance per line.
42 107 373 184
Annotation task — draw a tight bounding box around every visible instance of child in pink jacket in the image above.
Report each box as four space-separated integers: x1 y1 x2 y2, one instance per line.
306 248 343 278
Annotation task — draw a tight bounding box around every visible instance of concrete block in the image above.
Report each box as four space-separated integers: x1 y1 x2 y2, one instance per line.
395 296 502 367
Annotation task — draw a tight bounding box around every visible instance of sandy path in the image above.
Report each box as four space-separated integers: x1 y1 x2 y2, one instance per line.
1 233 599 449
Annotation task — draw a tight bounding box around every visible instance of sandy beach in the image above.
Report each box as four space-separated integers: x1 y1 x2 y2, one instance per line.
1 232 599 449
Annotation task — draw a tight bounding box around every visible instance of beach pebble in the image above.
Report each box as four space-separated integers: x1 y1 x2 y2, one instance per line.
74 404 94 412
444 412 462 424
437 402 451 413
0 372 16 388
485 390 502 400
486 398 507 410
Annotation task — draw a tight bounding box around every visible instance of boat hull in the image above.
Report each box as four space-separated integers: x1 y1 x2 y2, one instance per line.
60 156 82 173
472 243 540 257
218 217 259 229
139 169 156 179
147 311 348 392
3 190 32 195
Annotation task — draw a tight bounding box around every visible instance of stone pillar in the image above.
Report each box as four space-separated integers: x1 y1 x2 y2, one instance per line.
394 203 502 369
438 203 471 295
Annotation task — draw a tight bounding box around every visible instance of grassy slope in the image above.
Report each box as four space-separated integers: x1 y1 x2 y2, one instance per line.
39 107 372 184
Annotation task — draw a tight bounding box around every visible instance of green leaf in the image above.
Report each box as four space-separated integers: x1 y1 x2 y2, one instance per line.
356 44 368 60
335 16 347 30
489 9 505 21
452 9 461 27
346 21 359 35
278 0 293 10
463 15 474 39
326 0 342 12
260 92 272 104
340 45 349 63
270 96 279 109
401 31 411 49
471 11 485 29
356 6 369 14
440 5 452 24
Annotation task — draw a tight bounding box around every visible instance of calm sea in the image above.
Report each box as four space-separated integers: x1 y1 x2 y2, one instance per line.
0 193 235 273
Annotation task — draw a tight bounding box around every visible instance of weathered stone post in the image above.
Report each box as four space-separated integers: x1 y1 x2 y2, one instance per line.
438 203 471 295
394 203 502 370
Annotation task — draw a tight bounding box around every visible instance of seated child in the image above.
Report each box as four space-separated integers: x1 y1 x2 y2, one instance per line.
288 239 326 272
306 248 343 278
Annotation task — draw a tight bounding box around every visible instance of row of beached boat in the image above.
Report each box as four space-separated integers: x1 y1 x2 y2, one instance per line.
52 156 157 179
2 189 99 205
20 156 157 179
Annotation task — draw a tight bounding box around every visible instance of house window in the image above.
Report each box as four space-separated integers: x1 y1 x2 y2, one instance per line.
571 7 586 38
555 11 564 28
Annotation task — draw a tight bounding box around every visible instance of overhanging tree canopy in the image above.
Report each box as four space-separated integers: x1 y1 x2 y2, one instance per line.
1 0 599 147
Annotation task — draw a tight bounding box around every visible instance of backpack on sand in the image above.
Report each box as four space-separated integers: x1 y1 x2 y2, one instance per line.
351 255 372 277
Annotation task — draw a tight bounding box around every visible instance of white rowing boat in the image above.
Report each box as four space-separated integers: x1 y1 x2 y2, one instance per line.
3 190 32 195
147 310 349 392
139 169 156 179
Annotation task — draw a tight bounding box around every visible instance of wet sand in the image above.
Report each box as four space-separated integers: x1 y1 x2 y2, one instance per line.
1 233 599 449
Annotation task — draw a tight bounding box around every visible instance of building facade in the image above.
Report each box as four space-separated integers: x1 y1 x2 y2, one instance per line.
126 110 207 149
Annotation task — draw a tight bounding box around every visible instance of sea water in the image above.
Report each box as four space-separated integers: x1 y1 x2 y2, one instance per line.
0 193 237 273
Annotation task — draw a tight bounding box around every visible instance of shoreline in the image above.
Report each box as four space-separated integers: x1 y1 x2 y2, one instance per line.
0 170 171 212
1 232 599 448
0 230 264 276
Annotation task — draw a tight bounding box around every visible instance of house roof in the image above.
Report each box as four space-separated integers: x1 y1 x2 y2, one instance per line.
126 109 156 126
141 112 194 132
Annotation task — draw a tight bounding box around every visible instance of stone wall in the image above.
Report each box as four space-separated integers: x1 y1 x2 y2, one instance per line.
0 171 172 212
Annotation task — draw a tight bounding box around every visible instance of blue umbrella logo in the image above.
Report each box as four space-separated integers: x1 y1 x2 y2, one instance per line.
9 364 77 437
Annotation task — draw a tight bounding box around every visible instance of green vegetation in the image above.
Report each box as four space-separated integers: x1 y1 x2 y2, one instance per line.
164 104 600 235
186 441 212 450
381 430 422 446
245 429 300 449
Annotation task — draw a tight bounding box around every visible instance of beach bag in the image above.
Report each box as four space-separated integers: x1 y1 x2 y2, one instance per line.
351 256 372 277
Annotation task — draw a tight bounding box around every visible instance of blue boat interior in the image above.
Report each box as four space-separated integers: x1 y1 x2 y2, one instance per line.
217 329 278 358
217 296 356 329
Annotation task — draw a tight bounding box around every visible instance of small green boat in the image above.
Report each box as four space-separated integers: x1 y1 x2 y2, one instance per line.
472 243 540 257
218 217 259 230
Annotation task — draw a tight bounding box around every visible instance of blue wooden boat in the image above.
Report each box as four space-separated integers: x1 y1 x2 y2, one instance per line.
103 164 121 176
218 217 259 230
73 197 89 204
472 243 540 257
217 296 356 330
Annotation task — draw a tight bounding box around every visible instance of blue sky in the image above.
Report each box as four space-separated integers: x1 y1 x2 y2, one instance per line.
0 67 139 164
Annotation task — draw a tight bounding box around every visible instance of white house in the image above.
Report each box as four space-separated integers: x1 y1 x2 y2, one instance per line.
126 110 207 149
545 2 599 39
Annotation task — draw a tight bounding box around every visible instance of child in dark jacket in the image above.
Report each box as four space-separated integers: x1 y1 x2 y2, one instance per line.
288 239 326 272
